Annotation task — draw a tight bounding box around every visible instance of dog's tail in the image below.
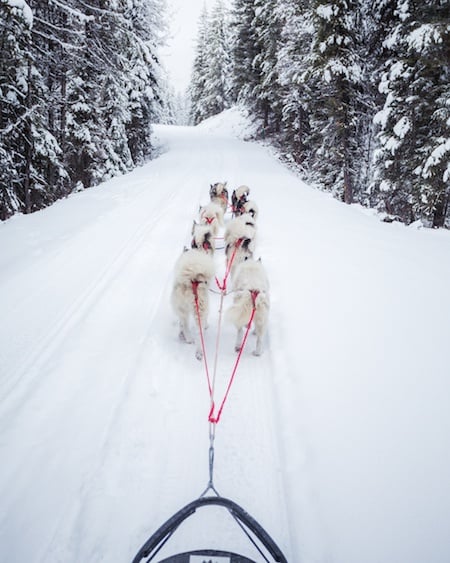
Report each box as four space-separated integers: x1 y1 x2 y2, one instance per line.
226 290 269 328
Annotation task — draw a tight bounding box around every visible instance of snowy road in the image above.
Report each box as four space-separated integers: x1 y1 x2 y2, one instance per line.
1 110 450 563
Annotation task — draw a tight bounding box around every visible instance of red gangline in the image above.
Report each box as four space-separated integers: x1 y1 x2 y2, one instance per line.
192 281 214 405
215 238 242 293
209 291 258 424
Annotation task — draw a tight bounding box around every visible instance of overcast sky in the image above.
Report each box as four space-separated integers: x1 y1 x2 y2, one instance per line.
161 0 218 93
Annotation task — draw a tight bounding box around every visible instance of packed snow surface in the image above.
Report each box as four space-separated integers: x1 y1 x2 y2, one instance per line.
1 108 450 562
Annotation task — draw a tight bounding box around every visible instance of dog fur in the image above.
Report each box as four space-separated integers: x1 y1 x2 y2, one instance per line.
171 248 215 360
242 200 259 220
231 185 250 216
226 258 270 356
224 213 257 276
199 201 224 235
209 182 229 213
191 222 215 255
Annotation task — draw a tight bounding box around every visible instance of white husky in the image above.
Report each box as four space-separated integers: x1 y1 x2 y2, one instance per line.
224 213 257 276
191 222 215 255
171 249 215 360
199 201 224 235
209 182 229 213
226 258 270 356
242 200 259 220
231 185 250 216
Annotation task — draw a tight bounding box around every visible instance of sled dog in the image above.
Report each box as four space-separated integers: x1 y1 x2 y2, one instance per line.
171 248 215 360
191 222 215 255
242 199 259 220
231 185 250 216
199 201 224 235
224 213 257 276
226 258 270 356
209 182 229 213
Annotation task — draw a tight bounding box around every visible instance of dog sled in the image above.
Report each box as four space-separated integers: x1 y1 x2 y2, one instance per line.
131 493 288 563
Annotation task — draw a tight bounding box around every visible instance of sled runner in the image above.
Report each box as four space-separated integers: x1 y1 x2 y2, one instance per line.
131 494 287 563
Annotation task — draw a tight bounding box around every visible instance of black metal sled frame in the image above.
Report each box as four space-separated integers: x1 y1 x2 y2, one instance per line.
132 495 288 563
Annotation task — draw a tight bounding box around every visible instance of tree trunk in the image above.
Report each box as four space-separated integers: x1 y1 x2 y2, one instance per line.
23 60 33 214
432 189 449 228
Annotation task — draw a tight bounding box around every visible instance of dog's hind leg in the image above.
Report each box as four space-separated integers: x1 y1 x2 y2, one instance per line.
234 327 244 352
252 311 267 356
178 315 193 344
195 337 203 361
253 333 263 356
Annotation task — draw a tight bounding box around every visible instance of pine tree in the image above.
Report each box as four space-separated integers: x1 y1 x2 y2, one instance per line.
1 0 66 216
201 0 232 118
306 0 364 204
0 0 32 218
230 0 260 105
252 0 283 132
373 0 450 226
125 0 166 164
275 0 314 161
189 5 210 125
1 0 166 220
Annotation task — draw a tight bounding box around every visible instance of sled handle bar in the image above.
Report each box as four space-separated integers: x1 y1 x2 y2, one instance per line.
131 495 288 563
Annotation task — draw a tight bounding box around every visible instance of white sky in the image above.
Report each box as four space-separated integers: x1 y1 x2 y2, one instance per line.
161 0 218 93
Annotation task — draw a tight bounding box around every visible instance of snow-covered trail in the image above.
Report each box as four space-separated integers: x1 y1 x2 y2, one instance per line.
0 124 293 562
1 111 450 563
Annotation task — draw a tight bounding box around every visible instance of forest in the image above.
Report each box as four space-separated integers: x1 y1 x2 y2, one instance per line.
1 0 449 227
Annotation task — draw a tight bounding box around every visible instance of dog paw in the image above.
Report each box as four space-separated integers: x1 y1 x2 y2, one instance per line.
234 345 241 353
252 349 262 356
179 332 194 344
195 350 203 361
179 332 193 344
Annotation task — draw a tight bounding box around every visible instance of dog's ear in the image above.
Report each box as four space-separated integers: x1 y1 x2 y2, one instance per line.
183 245 189 253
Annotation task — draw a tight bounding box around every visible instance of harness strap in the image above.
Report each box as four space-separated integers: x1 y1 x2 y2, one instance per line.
192 281 213 398
215 237 243 293
208 289 259 424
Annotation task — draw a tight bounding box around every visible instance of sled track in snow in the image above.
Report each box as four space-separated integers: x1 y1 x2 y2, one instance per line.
0 178 196 421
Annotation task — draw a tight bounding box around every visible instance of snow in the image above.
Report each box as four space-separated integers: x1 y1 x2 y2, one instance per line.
393 115 411 139
423 138 450 179
316 4 338 22
1 108 450 563
407 24 442 52
6 0 33 27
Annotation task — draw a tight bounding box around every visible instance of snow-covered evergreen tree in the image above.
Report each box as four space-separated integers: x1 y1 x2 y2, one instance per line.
124 0 166 164
0 0 32 218
306 0 364 204
0 0 66 216
275 0 314 161
252 0 283 132
373 0 450 226
189 1 232 124
189 4 210 124
202 0 232 118
1 0 166 220
230 0 260 105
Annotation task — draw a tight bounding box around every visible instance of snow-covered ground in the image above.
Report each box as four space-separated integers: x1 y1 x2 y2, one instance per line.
1 108 450 563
